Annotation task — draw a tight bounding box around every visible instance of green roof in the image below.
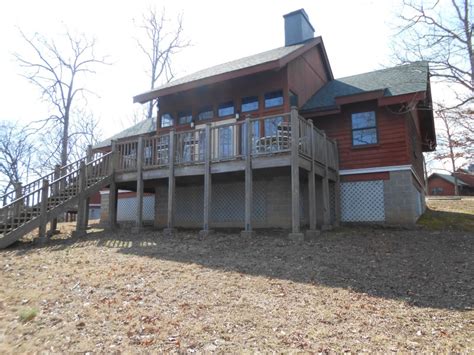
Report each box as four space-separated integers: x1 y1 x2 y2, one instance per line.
302 61 429 111
94 118 156 149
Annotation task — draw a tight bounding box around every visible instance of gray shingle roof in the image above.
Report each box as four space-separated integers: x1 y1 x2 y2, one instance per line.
302 61 429 111
94 118 156 149
135 43 305 99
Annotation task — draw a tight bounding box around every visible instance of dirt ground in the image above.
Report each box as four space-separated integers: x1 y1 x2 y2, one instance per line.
0 200 473 352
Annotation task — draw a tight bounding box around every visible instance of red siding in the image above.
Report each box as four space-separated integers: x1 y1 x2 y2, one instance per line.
287 46 329 107
309 101 410 171
428 176 456 195
406 112 425 182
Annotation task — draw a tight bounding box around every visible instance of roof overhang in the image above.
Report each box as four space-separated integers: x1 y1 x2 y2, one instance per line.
133 37 328 104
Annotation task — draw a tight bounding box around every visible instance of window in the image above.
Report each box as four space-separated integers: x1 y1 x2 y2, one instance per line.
241 96 259 113
431 187 443 195
241 120 260 154
178 110 193 125
197 106 214 121
264 90 283 108
218 101 234 117
264 116 284 136
218 126 233 158
351 111 377 146
161 113 174 128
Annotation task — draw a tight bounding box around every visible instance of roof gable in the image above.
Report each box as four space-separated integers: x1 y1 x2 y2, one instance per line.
429 173 469 186
302 61 429 111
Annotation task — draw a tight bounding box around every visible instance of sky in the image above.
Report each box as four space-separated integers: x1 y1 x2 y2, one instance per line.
0 0 401 139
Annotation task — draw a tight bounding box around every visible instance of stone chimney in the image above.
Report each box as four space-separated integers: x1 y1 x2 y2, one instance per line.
283 9 315 46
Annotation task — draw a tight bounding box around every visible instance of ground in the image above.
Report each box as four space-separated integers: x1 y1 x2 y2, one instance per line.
0 199 472 352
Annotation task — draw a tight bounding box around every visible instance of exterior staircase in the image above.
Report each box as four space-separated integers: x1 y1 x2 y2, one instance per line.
0 152 113 249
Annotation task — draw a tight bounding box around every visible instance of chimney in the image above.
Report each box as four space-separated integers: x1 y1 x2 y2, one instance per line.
283 9 315 46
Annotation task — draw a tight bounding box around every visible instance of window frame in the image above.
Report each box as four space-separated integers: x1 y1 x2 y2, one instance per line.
241 95 259 113
218 101 235 118
177 110 193 125
197 106 214 121
264 90 284 109
160 113 174 128
351 111 378 147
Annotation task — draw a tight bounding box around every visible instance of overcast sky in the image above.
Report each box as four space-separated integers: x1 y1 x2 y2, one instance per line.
0 0 402 139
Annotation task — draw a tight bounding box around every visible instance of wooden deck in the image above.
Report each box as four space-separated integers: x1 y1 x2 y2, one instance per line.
110 108 340 237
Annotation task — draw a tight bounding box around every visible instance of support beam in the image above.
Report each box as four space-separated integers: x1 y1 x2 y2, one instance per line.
108 141 118 230
200 124 213 238
73 161 87 237
83 145 93 229
241 117 255 238
306 120 320 240
164 130 176 237
132 136 145 233
321 133 332 230
49 165 61 235
38 179 49 242
333 141 341 227
289 106 304 240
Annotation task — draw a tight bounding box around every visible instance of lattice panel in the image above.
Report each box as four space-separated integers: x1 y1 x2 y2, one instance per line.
176 186 203 223
341 181 385 222
117 196 155 221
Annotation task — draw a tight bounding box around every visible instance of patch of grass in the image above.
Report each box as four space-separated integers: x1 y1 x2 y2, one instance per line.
19 308 38 323
418 199 474 231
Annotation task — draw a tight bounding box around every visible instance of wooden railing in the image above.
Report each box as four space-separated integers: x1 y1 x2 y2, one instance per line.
114 111 339 172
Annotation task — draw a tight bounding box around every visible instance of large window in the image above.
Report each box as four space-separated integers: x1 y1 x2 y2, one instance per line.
241 96 259 113
218 126 233 158
161 113 174 128
264 116 284 136
351 111 377 146
264 90 283 108
178 110 193 125
218 101 235 117
241 120 260 154
197 106 214 121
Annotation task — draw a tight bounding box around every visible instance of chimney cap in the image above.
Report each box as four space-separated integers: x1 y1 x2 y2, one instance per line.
283 9 315 32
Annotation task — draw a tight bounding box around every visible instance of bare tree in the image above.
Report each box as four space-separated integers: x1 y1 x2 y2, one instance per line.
431 106 472 194
392 0 473 107
14 30 108 167
135 8 190 119
0 121 36 197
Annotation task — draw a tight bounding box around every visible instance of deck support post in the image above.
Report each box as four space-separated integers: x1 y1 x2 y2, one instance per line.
333 141 341 227
49 165 61 235
241 117 255 238
13 182 23 219
164 130 177 237
306 120 320 240
289 106 304 240
108 141 118 230
73 161 87 237
133 136 145 233
38 179 49 242
200 124 214 238
321 133 332 230
83 145 93 228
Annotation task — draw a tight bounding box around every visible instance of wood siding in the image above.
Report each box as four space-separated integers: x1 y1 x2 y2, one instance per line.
308 101 410 171
428 176 456 195
406 111 425 182
287 46 329 108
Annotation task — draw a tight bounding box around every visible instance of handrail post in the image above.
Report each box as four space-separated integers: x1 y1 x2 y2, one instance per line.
133 136 145 233
289 106 303 240
164 129 176 236
199 124 213 238
49 165 61 234
306 120 319 239
13 182 23 218
38 179 49 242
241 117 255 238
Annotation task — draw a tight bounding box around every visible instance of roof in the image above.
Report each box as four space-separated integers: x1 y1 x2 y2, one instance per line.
133 38 329 103
429 173 469 186
94 118 156 149
302 61 429 111
454 172 474 186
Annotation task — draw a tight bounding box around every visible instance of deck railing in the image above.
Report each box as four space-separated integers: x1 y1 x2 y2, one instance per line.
114 111 338 172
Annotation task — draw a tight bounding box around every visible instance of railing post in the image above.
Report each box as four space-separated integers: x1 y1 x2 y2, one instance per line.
164 129 176 236
38 179 49 242
199 124 213 238
306 120 319 239
84 145 93 227
241 117 255 238
73 161 87 237
133 136 145 233
107 141 118 230
13 182 23 218
49 165 61 235
321 133 331 230
289 106 303 240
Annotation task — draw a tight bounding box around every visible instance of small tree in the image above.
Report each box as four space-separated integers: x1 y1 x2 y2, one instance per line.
135 7 190 120
15 30 108 167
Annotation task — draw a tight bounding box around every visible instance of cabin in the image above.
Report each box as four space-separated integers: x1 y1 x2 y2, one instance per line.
95 8 436 236
428 172 474 196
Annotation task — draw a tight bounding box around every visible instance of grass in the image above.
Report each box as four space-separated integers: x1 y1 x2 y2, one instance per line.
0 199 472 352
418 197 474 231
18 308 38 323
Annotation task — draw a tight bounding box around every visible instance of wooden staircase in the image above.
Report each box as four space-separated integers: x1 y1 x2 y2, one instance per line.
0 152 113 249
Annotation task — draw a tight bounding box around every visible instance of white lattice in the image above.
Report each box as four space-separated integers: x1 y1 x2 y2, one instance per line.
117 196 155 221
341 181 385 222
